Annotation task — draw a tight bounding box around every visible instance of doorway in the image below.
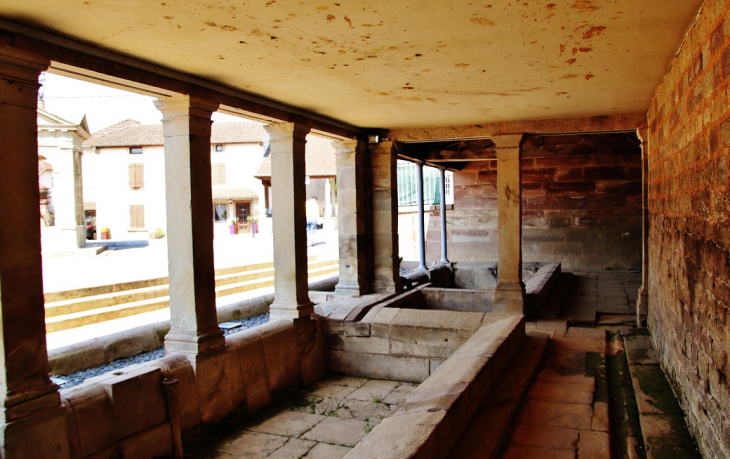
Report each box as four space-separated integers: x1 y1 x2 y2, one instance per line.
236 202 250 233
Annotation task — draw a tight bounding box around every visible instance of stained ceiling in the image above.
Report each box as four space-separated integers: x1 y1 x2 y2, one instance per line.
0 0 705 129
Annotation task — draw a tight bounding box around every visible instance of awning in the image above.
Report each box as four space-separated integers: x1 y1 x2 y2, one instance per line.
212 188 259 200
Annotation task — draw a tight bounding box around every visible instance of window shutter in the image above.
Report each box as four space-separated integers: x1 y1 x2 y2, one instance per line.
130 205 145 229
136 164 144 188
129 164 135 188
129 164 144 189
212 163 226 186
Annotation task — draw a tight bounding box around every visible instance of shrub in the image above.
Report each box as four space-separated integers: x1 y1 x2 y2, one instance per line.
150 228 166 239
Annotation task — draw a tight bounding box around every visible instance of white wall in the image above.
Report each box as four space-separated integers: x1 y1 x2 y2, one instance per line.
93 145 167 239
89 143 266 240
38 131 83 230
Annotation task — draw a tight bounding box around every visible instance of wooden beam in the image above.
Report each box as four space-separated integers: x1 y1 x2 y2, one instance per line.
387 114 648 141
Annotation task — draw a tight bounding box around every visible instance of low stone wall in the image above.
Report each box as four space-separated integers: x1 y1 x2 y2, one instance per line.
318 292 520 382
49 276 338 376
59 317 326 458
346 315 525 458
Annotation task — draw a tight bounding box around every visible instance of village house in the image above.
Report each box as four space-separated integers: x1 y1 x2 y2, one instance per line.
83 120 267 239
0 0 728 458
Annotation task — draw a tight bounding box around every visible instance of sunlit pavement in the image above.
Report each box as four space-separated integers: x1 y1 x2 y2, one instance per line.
42 220 340 350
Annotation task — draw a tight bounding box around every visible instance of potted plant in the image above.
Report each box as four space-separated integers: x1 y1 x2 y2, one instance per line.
100 227 111 240
248 216 259 236
229 219 238 235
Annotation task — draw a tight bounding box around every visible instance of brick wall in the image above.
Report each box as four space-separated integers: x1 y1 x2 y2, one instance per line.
646 0 730 457
426 134 642 270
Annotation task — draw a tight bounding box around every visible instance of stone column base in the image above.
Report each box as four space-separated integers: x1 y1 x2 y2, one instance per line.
1 406 70 458
75 225 86 248
164 328 225 355
334 280 370 298
493 282 526 315
270 299 315 320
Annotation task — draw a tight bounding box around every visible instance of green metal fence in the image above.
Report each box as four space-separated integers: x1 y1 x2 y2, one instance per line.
397 160 453 206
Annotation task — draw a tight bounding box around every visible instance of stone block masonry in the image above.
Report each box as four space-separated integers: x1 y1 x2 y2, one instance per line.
646 0 730 457
428 133 642 270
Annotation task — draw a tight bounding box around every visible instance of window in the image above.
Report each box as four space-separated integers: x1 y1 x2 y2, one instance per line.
213 203 227 222
215 144 224 152
130 147 143 154
129 205 145 229
128 163 144 189
212 163 226 186
396 160 443 206
445 171 454 205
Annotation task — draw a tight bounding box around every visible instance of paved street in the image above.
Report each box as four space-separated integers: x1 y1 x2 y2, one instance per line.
42 221 340 350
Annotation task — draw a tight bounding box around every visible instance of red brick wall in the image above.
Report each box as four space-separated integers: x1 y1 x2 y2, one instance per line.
426 134 642 270
647 0 730 457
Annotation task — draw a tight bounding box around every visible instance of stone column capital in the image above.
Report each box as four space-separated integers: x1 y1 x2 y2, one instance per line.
264 122 311 142
153 95 219 122
0 46 49 84
0 47 49 108
333 139 358 155
370 140 394 154
491 134 524 150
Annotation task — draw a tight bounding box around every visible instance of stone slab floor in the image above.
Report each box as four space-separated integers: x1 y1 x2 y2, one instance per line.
196 271 656 459
194 375 418 458
453 271 644 459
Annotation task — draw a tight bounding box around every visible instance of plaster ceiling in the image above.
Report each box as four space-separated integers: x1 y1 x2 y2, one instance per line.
0 0 704 129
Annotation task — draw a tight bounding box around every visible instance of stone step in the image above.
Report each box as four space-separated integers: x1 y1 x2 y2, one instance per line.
43 255 318 303
45 260 336 318
620 328 700 459
46 296 170 333
44 266 275 317
46 261 339 332
45 283 171 318
448 331 550 459
210 266 277 287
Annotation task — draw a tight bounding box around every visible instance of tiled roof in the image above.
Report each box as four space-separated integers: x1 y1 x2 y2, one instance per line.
84 119 266 147
254 135 336 179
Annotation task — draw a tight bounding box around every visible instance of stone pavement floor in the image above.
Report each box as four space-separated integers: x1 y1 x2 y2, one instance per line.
562 271 641 324
194 375 418 458
453 271 644 459
496 325 612 459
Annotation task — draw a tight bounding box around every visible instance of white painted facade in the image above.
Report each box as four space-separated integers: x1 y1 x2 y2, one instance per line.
37 107 90 248
84 142 266 240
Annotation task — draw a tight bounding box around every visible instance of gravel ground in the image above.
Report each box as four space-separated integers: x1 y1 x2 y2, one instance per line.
52 314 270 389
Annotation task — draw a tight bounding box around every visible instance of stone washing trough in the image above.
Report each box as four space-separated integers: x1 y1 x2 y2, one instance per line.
396 261 561 317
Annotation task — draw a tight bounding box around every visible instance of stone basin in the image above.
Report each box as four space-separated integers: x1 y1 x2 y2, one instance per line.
395 261 561 316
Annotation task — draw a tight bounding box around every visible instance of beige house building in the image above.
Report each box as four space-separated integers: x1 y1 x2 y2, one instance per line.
83 120 267 239
255 134 338 226
2 1 730 458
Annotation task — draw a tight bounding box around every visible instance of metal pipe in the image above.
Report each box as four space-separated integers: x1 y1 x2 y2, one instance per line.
416 162 426 270
439 168 449 264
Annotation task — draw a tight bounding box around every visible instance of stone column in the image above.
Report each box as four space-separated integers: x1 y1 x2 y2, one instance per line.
265 122 314 319
492 134 525 314
0 46 70 458
334 139 370 297
154 95 224 355
439 167 450 264
73 147 85 247
637 128 649 326
371 141 403 293
415 161 427 270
